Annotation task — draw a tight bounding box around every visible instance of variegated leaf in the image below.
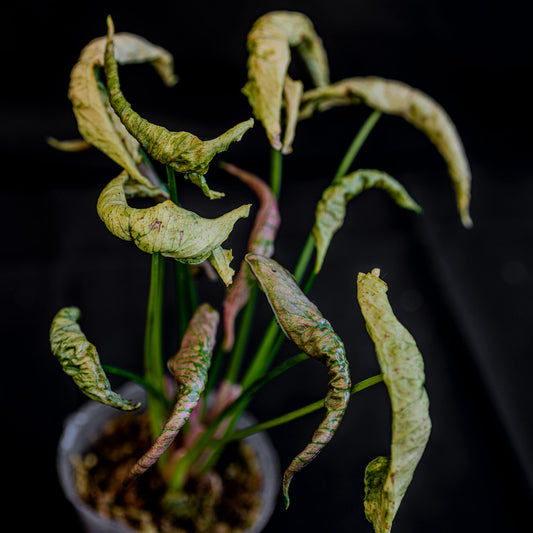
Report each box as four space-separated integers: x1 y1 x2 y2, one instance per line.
246 253 350 508
300 76 472 227
221 163 281 351
357 269 431 532
242 11 329 150
128 304 218 481
97 172 250 286
313 170 421 273
105 17 254 199
68 25 177 190
50 307 140 411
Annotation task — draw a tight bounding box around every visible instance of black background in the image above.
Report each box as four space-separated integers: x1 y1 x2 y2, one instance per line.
3 1 532 531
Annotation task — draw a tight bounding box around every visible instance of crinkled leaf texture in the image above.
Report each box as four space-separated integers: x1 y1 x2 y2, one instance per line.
104 17 253 199
97 172 250 285
357 269 431 532
50 307 140 411
313 170 422 273
221 163 281 351
128 303 218 482
246 253 351 508
300 76 472 227
242 11 329 152
68 27 177 190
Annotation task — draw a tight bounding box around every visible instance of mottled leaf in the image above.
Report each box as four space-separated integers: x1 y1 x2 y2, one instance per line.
68 26 177 190
357 269 431 532
221 163 281 351
242 11 329 151
281 76 304 154
300 76 472 227
97 171 250 285
50 307 140 411
128 304 219 481
105 17 254 199
246 253 351 508
313 170 422 273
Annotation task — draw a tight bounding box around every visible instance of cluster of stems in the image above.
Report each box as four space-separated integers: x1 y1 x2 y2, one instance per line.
105 110 384 492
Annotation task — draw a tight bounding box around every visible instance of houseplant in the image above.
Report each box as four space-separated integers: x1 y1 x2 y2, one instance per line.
49 10 472 532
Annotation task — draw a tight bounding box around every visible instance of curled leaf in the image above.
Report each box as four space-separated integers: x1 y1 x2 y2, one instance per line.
50 307 140 411
281 76 304 154
68 26 177 190
46 137 91 152
105 16 254 199
128 304 219 481
97 172 250 285
242 11 329 151
357 269 431 532
221 163 281 351
300 77 472 227
313 170 422 273
246 253 350 508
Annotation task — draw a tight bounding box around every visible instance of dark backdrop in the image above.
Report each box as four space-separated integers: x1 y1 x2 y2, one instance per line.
3 1 532 531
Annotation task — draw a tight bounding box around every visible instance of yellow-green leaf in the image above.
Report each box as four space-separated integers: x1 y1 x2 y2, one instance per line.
68 27 177 190
128 303 218 481
104 16 254 199
242 11 329 151
313 170 422 273
357 269 431 532
300 76 473 227
246 253 350 508
97 172 250 285
50 307 140 411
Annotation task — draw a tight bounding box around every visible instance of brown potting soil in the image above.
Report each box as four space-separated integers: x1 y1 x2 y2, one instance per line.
73 411 264 533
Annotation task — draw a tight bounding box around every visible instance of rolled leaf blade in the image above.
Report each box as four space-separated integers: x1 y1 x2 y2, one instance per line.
50 307 140 411
221 163 281 351
105 16 253 199
313 169 422 273
97 172 250 285
300 76 472 227
357 269 431 532
128 303 219 481
68 27 177 190
281 76 304 154
246 253 351 508
242 11 329 150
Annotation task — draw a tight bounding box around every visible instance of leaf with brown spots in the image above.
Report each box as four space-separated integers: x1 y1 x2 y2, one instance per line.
50 307 140 411
357 268 431 532
97 172 250 285
246 253 350 508
127 304 218 482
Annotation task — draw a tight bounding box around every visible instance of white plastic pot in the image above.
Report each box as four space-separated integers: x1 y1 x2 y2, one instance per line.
57 382 280 533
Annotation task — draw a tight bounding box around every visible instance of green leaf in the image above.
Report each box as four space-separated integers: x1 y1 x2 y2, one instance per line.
50 307 140 411
104 16 254 199
246 253 351 508
97 172 250 286
242 11 329 151
68 25 177 191
220 163 281 351
357 269 431 532
300 76 473 227
313 170 422 273
127 303 218 482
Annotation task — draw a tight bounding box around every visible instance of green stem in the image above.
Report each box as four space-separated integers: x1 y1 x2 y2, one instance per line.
103 364 173 410
166 166 198 338
220 373 384 443
224 284 258 383
270 147 283 198
144 253 167 441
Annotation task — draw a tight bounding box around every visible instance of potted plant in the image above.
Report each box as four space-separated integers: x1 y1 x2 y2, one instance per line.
49 10 471 533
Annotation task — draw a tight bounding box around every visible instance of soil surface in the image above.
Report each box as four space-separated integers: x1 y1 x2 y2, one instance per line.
73 412 264 533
